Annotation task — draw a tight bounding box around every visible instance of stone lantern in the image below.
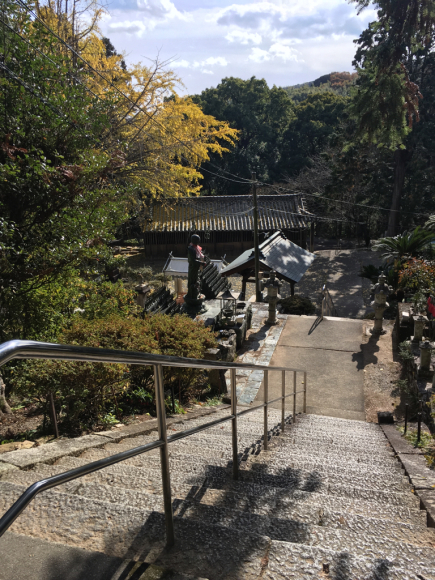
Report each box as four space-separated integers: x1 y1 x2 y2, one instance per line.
218 289 238 325
261 270 282 325
370 273 392 335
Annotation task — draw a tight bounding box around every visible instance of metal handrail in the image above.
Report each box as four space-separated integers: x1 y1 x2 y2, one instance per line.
0 340 308 546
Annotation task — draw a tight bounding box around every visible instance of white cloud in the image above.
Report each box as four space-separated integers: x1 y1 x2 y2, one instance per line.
175 59 190 68
225 29 262 45
175 56 228 69
108 20 145 35
249 43 302 63
202 57 228 67
269 43 301 62
101 0 375 94
249 47 270 63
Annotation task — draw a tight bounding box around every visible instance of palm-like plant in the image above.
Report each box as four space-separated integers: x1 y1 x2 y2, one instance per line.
372 227 433 259
424 215 435 232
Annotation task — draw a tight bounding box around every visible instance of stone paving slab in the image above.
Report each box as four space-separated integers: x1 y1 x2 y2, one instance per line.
0 434 113 468
381 424 425 455
223 305 287 405
381 423 435 529
255 316 366 420
264 539 435 580
0 532 206 580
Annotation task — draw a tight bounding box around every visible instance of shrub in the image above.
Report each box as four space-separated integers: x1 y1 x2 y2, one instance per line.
398 258 435 294
12 314 217 433
359 264 382 283
279 295 316 315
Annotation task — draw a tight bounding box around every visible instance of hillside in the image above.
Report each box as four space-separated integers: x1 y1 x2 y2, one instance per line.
283 71 357 102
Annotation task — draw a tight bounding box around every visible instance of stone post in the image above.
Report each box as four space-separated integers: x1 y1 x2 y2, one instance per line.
135 284 150 308
261 271 282 325
412 315 427 343
418 341 433 379
370 274 392 335
204 348 227 395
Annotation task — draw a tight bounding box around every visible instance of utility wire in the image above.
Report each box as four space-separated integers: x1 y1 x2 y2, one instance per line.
258 183 431 218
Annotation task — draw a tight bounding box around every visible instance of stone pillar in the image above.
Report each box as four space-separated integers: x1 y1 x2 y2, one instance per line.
135 284 150 308
418 341 433 379
370 274 392 336
261 271 282 325
412 315 427 343
204 348 227 395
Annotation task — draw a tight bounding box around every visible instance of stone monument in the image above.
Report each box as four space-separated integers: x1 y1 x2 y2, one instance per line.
183 234 207 314
370 273 392 335
261 270 282 325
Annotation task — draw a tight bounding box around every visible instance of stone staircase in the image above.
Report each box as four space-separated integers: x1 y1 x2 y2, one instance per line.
1 408 435 579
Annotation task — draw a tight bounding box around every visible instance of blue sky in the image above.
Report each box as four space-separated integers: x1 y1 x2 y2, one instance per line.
101 0 376 95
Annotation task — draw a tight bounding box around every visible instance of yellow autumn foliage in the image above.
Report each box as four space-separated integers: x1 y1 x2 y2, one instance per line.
35 2 238 201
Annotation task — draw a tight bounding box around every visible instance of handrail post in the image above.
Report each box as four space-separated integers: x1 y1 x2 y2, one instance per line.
281 370 285 432
303 371 307 414
293 371 297 423
231 368 238 480
264 369 268 450
154 364 175 547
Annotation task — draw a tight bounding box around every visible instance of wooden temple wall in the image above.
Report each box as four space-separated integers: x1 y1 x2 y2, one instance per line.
142 229 307 258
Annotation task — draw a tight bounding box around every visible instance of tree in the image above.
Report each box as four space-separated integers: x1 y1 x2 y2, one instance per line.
282 92 347 177
372 226 433 258
348 0 435 235
192 77 295 195
0 1 237 340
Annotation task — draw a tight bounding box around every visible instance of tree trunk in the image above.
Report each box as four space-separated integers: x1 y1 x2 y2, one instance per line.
0 372 12 415
387 149 408 236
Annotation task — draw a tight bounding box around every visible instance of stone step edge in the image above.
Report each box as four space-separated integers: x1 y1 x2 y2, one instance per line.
0 481 431 558
0 404 232 469
2 464 424 522
72 481 432 538
381 424 435 529
45 457 422 507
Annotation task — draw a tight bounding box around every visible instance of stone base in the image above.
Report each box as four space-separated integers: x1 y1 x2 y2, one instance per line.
417 365 434 380
370 327 387 335
181 300 207 318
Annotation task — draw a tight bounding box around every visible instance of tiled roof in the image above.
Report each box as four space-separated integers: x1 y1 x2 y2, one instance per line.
220 231 316 283
143 194 312 233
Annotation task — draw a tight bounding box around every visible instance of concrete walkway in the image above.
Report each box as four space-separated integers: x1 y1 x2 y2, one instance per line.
297 249 383 319
255 315 366 421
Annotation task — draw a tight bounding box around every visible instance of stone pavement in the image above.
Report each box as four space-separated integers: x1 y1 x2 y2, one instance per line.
296 248 383 319
254 315 366 421
226 304 287 405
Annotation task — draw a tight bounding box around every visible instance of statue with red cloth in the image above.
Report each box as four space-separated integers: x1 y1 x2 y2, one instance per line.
185 234 206 308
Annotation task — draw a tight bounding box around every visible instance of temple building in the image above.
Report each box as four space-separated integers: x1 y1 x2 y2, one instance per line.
135 194 314 258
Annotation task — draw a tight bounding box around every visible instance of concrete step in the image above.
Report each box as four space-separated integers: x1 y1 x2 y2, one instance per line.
2 466 426 528
44 456 423 508
273 436 395 462
171 497 435 547
263 539 435 580
0 482 269 580
0 531 204 580
2 480 432 578
24 444 410 497
297 414 381 430
17 441 411 509
254 444 404 474
245 455 409 492
178 418 391 450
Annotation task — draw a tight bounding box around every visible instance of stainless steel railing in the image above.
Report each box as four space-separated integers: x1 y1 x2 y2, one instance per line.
321 284 338 319
0 340 308 546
